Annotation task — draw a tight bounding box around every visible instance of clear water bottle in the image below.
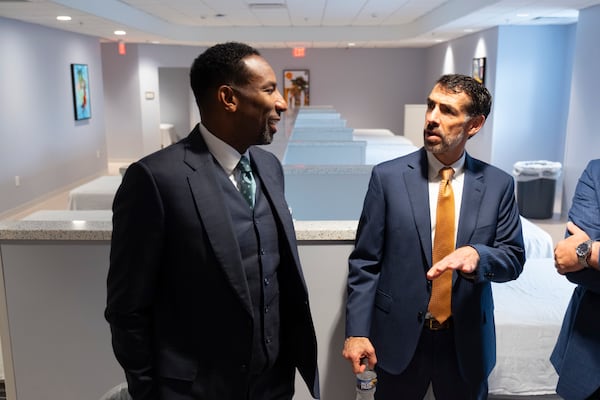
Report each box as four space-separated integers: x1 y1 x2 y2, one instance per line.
355 368 377 400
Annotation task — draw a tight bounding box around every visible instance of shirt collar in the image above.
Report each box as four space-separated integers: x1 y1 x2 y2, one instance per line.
198 122 249 175
426 151 465 180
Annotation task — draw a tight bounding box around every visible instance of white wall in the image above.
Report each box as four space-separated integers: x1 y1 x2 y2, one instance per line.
424 27 499 164
493 25 574 175
562 4 600 214
423 23 578 212
0 17 107 216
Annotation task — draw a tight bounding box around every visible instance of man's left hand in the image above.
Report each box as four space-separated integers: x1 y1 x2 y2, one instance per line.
426 246 480 279
554 221 589 274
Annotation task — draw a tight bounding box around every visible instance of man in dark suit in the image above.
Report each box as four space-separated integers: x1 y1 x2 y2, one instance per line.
552 159 600 400
105 42 319 400
343 74 525 399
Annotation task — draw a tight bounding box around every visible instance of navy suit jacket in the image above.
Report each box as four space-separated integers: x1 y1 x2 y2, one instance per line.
346 148 525 384
105 125 319 399
551 159 600 400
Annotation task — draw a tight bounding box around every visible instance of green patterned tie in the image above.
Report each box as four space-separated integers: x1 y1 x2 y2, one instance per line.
237 156 256 208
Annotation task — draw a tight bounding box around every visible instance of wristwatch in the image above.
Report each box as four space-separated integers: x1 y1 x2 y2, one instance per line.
576 239 593 268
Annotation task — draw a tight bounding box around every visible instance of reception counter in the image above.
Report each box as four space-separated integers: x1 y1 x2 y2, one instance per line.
0 217 358 400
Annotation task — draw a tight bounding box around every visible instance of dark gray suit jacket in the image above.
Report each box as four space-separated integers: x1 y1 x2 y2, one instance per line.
105 125 319 399
346 148 525 384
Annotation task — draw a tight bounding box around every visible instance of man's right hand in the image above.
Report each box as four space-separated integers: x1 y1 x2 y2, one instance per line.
342 336 377 374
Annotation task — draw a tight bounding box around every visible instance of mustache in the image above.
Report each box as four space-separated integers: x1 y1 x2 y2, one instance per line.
425 122 438 131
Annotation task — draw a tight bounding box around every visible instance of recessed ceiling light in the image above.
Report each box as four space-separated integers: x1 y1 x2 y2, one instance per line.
464 28 474 33
348 42 356 47
248 2 286 10
517 13 529 17
114 30 126 36
56 15 71 21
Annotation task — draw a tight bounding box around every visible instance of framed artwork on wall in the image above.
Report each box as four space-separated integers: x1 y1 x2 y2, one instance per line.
283 69 310 107
472 57 486 86
71 63 91 120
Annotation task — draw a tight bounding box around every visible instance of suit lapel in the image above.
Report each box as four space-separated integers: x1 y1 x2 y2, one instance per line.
456 154 485 247
184 128 252 314
250 148 302 268
404 150 434 267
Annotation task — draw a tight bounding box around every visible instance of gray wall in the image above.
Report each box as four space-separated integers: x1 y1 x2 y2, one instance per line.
0 17 107 217
261 47 428 136
101 41 144 162
158 67 191 142
102 44 428 162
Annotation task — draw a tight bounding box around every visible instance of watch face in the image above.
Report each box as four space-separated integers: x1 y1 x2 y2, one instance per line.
577 241 591 257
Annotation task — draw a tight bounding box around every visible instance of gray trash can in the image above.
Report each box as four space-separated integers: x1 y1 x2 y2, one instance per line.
513 160 562 219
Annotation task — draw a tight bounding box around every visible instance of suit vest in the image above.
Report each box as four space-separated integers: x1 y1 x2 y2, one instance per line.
218 166 281 374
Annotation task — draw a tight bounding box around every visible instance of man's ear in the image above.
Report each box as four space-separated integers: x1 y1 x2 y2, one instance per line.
466 115 485 138
218 85 237 112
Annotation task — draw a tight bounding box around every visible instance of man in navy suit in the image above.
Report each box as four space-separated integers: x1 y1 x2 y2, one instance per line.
552 159 600 400
105 42 319 400
343 74 525 399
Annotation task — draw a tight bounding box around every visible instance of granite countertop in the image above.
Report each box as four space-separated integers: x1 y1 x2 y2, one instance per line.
0 220 113 241
0 217 357 242
283 164 373 175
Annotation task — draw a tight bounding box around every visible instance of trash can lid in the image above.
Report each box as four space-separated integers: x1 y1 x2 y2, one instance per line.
513 160 562 179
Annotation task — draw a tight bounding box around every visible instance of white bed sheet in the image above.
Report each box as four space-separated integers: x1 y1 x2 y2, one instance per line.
68 175 122 210
489 256 575 395
486 217 571 395
520 216 555 259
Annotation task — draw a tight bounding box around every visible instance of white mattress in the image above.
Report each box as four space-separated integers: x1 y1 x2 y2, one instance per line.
68 175 122 210
490 257 575 395
520 216 555 259
487 216 575 396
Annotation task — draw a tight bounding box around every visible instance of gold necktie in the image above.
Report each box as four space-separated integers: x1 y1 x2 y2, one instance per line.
428 167 455 323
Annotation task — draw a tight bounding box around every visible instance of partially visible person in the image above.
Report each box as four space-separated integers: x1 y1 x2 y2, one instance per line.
343 74 525 400
105 42 319 400
552 159 600 400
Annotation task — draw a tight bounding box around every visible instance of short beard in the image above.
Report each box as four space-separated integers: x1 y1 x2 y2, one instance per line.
424 130 467 154
260 128 273 145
